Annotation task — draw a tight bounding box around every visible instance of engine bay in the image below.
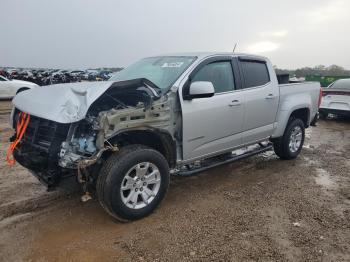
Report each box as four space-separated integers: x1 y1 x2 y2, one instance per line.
58 84 171 169
12 79 173 188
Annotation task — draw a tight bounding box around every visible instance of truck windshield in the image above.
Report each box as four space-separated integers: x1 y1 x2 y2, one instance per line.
109 56 196 89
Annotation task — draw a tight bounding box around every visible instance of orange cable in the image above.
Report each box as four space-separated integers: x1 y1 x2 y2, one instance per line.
6 112 30 166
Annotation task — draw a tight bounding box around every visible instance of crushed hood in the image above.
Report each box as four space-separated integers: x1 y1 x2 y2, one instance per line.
12 79 160 123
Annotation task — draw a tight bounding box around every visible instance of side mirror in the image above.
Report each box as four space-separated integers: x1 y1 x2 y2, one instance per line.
186 81 215 99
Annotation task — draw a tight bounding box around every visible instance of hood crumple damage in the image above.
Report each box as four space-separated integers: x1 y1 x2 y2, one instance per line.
12 79 160 123
11 77 173 188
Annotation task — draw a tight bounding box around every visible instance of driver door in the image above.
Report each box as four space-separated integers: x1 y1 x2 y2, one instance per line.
180 57 245 161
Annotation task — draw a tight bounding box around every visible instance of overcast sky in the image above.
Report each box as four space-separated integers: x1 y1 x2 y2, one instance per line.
1 0 350 69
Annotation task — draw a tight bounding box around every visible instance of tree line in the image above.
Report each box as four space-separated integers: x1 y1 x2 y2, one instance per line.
274 65 350 77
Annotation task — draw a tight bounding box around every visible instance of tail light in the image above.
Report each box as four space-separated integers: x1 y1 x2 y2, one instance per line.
318 89 323 108
322 90 350 96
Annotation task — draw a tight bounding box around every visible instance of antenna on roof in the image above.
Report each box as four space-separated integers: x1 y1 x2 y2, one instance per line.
232 43 238 53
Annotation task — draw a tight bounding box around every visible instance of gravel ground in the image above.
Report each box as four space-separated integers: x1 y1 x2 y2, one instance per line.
0 101 349 262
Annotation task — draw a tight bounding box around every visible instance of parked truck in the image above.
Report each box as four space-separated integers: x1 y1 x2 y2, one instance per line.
10 53 322 221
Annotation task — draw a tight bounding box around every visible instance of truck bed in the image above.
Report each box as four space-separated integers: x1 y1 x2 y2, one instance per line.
271 82 320 138
279 82 320 113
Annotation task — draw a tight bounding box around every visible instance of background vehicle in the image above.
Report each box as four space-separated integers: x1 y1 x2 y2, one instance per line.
319 79 350 118
10 53 321 221
0 75 38 99
0 67 117 86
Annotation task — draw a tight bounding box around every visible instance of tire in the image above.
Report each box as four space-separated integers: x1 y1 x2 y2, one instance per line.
319 111 328 119
96 145 170 221
310 113 318 126
273 118 305 160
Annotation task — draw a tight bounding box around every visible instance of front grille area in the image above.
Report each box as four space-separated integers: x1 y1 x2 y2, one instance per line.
22 115 70 153
13 111 71 186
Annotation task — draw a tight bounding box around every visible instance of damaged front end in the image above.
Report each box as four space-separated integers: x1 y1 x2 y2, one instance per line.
12 79 173 189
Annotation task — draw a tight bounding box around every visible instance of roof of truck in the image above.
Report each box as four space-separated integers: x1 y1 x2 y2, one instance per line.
157 52 268 61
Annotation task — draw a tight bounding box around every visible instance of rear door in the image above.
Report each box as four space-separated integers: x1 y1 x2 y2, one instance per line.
180 57 245 161
238 57 279 143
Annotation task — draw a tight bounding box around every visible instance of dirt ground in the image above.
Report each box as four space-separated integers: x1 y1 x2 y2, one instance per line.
0 100 349 262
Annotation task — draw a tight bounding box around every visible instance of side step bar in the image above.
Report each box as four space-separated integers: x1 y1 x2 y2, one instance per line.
177 143 273 177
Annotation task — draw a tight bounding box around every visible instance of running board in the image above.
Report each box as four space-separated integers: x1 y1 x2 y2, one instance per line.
177 143 273 177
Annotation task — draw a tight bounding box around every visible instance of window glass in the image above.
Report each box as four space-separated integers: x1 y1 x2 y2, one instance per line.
109 56 196 90
192 61 234 93
329 79 350 90
241 61 270 88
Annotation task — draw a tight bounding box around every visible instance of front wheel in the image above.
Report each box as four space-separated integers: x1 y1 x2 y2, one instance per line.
273 118 305 160
97 145 170 221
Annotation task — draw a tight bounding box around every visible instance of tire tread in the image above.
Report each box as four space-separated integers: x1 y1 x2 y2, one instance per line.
96 145 169 221
273 118 305 160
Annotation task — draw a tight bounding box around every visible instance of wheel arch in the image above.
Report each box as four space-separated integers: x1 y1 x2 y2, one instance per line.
272 106 310 138
289 108 310 127
16 87 30 94
105 127 177 168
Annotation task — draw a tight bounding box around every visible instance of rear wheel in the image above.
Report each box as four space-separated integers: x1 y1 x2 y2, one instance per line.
97 145 170 221
273 118 305 160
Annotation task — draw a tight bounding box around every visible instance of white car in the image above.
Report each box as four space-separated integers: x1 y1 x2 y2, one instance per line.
0 75 38 99
320 79 350 118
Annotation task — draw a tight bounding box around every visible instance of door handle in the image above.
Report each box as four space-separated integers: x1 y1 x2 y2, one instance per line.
265 94 276 99
228 100 241 107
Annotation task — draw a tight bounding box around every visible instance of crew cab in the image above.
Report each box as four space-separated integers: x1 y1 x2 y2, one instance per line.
0 75 38 99
10 53 321 221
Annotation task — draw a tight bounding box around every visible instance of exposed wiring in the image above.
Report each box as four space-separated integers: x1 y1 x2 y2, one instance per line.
6 112 30 166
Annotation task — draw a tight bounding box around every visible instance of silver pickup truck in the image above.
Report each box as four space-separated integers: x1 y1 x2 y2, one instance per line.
11 53 321 221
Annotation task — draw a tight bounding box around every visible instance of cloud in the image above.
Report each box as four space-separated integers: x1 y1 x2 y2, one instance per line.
258 30 288 38
1 0 350 68
246 41 280 53
305 0 348 24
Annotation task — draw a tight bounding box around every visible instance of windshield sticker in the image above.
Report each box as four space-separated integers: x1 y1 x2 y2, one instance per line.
161 62 184 68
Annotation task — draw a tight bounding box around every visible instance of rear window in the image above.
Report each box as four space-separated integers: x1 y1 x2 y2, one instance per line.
329 79 350 90
241 61 270 88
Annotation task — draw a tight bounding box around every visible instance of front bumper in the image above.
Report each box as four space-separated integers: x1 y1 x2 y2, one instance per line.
12 112 74 188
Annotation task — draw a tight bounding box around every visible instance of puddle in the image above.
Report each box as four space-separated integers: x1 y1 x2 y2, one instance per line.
303 144 310 149
232 144 260 156
305 128 312 139
303 128 314 149
302 156 317 166
261 150 274 158
314 168 337 189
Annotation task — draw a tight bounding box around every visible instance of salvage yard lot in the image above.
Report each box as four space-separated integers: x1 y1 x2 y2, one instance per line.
0 101 349 261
